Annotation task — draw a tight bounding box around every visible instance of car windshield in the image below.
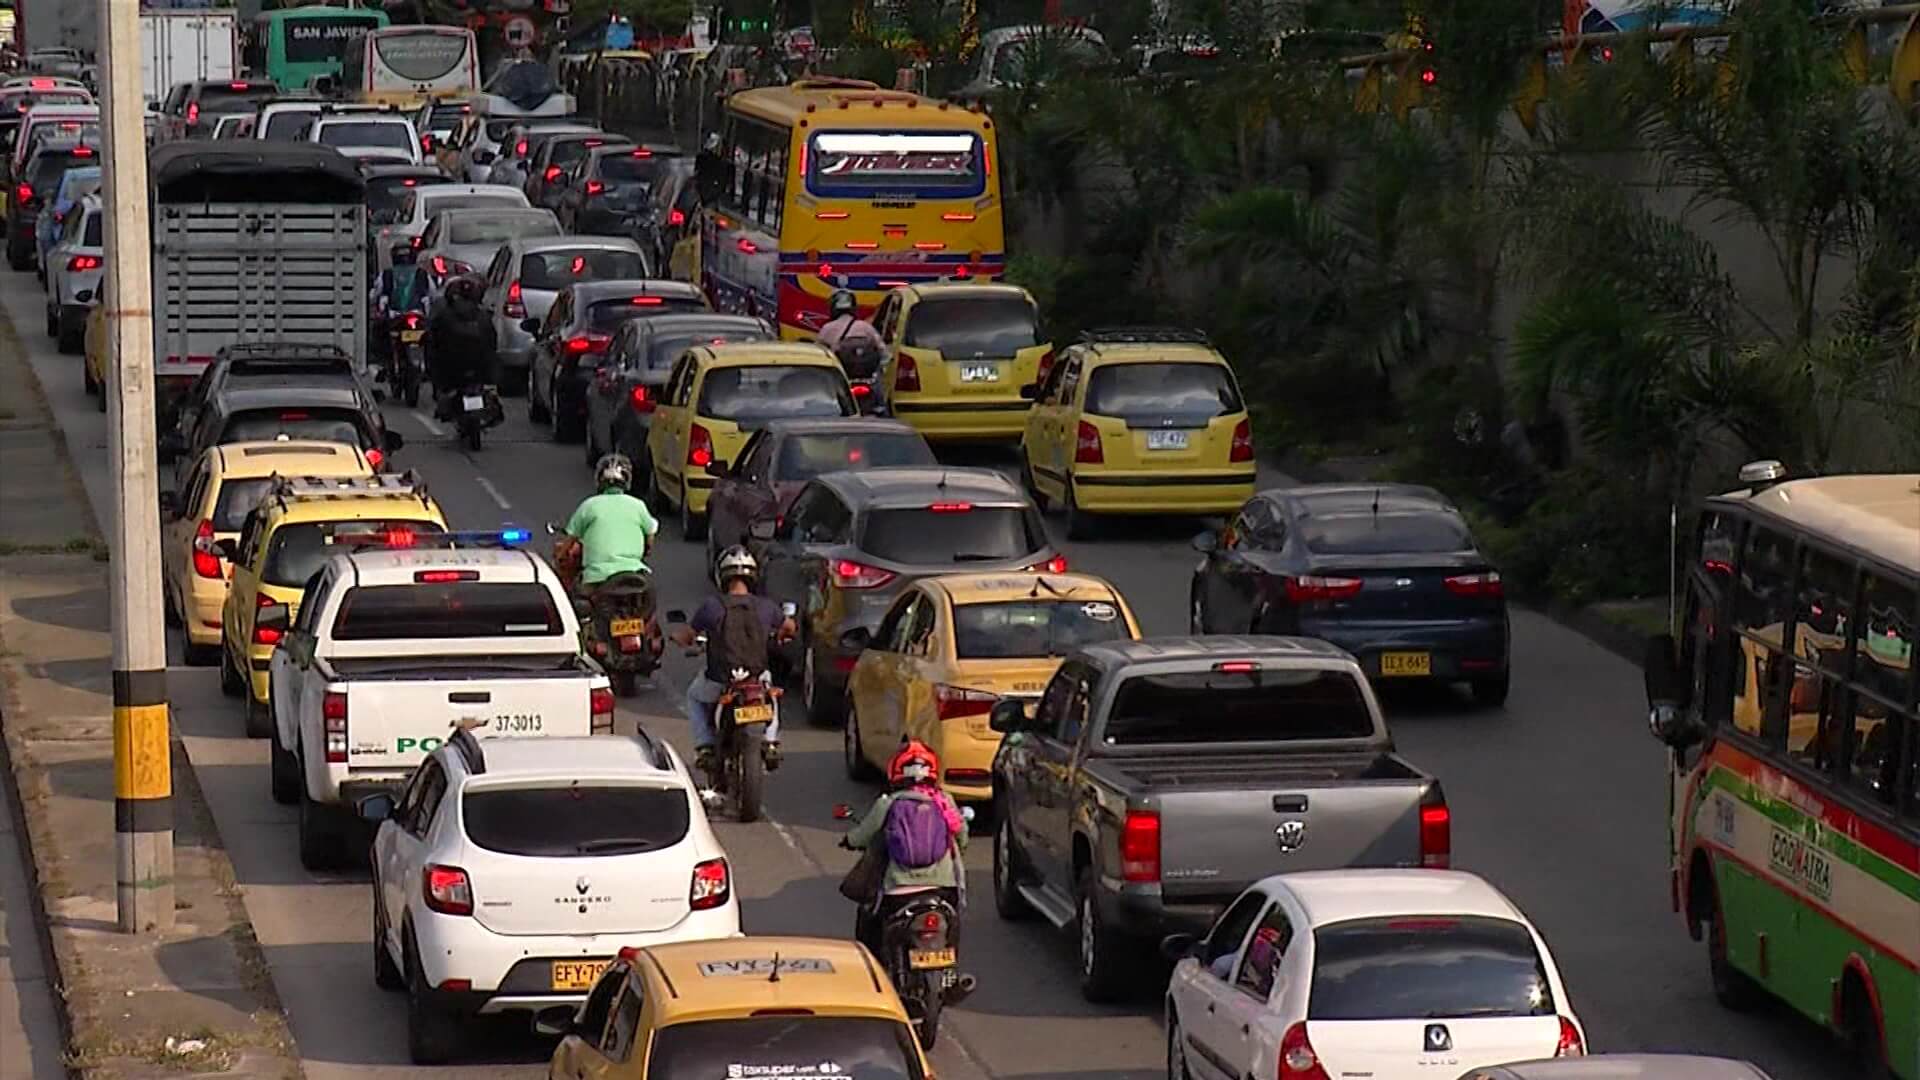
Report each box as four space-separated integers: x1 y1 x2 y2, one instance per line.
260 109 318 140
212 478 277 532
773 433 935 481
551 137 621 167
81 211 102 246
903 297 1038 357
1309 916 1556 1021
1103 669 1374 745
954 599 1131 659
447 211 556 244
697 365 852 424
423 192 523 218
330 582 564 639
586 295 704 329
366 176 444 217
261 520 445 587
219 408 366 447
1301 511 1474 556
318 121 413 150
643 329 768 371
425 104 468 131
521 250 646 290
463 785 690 856
1082 363 1241 423
28 152 85 191
647 1016 924 1080
860 505 1043 565
597 153 664 183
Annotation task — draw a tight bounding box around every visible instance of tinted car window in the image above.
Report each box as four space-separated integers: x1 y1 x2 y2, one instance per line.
953 599 1131 659
597 153 666 183
317 121 413 150
196 85 276 113
27 151 84 192
447 211 557 244
697 366 852 423
1300 511 1473 556
1309 916 1555 1021
1083 363 1241 422
82 211 102 246
647 1016 923 1080
903 297 1037 356
422 192 522 218
212 478 277 532
521 250 645 290
644 330 765 371
220 408 367 446
773 433 935 481
366 175 441 216
586 296 705 328
1104 669 1374 745
260 109 318 140
463 786 690 856
550 138 619 167
861 506 1043 565
261 520 445 587
330 582 563 639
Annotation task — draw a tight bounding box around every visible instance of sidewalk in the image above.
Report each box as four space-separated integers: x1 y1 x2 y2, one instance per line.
0 306 299 1076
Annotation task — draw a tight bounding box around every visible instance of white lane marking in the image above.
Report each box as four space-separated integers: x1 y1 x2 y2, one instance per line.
409 409 445 437
474 475 512 510
667 698 822 872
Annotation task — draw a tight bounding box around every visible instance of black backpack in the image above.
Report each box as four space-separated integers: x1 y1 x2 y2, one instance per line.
707 595 769 683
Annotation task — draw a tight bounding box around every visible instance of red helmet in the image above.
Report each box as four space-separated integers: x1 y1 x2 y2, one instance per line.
887 739 939 786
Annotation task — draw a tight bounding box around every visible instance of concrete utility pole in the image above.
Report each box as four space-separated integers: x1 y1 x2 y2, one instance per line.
98 0 174 934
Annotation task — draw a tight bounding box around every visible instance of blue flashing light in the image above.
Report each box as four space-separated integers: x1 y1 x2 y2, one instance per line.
500 529 530 544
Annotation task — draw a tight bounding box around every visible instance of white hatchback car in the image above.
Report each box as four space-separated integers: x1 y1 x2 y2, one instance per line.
42 192 102 354
309 112 421 166
361 729 741 1064
1165 870 1586 1080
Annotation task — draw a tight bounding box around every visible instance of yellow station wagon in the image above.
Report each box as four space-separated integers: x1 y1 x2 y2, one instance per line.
874 282 1048 442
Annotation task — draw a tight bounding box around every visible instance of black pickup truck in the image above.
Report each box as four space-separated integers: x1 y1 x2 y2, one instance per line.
987 635 1447 1001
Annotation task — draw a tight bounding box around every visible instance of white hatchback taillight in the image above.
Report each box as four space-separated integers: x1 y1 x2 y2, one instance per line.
690 858 730 910
1555 1016 1585 1056
1278 1021 1330 1079
423 864 473 916
322 691 348 763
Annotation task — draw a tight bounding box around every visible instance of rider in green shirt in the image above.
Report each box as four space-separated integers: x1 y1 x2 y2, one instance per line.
564 454 660 590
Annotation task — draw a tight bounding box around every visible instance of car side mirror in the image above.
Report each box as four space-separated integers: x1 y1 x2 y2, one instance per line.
1189 531 1218 553
521 318 541 334
748 519 776 541
1643 632 1702 746
356 793 395 822
256 603 290 634
1018 383 1038 400
158 489 179 518
839 626 871 652
383 430 405 452
1160 933 1200 962
212 538 239 561
705 459 730 479
988 698 1028 734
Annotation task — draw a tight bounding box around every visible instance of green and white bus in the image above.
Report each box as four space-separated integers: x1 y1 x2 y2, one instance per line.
1648 463 1918 1078
245 5 389 92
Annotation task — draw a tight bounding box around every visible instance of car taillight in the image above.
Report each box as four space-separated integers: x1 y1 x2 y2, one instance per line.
629 385 653 412
68 254 100 271
1555 1016 1585 1056
690 857 730 909
831 559 895 589
585 180 604 196
894 352 920 392
191 520 222 578
667 208 686 226
420 133 432 152
1419 793 1450 868
402 312 422 330
253 591 283 645
1443 571 1504 598
543 165 562 181
1035 348 1055 384
186 102 198 124
423 864 473 916
430 255 448 276
1120 809 1160 882
1279 1022 1331 1079
564 333 611 355
14 183 30 205
590 686 615 732
322 691 348 763
687 423 713 467
365 447 384 469
1230 417 1254 462
503 279 525 318
934 684 997 721
410 235 424 250
1074 421 1104 464
1026 555 1068 573
1283 575 1362 603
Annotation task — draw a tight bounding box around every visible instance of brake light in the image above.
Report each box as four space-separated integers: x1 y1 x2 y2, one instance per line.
631 147 651 157
1278 1022 1330 1079
628 385 653 412
414 570 476 583
542 165 562 182
816 210 850 220
186 102 198 124
928 502 972 513
690 857 730 909
934 684 996 721
1216 661 1258 674
894 353 920 392
402 312 423 330
515 139 527 156
1283 575 1362 603
1230 417 1254 462
253 590 283 645
503 279 525 318
365 447 384 469
279 411 308 421
914 909 948 945
563 333 611 355
420 133 432 152
1443 571 1504 598
850 382 870 398
410 235 424 250
430 255 448 276
14 183 29 205
192 520 222 579
737 238 758 254
67 253 100 271
585 180 604 196
667 208 686 226
941 212 976 222
423 865 473 916
229 81 250 90
1120 810 1160 882
1026 555 1068 573
687 423 713 468
380 526 415 547
831 559 895 589
322 691 348 763
70 146 92 157
1035 348 1055 384
630 295 663 305
1419 796 1451 869
1555 1016 1585 1056
1074 420 1103 464
590 686 615 731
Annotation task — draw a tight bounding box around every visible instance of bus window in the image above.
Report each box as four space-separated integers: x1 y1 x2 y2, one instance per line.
1732 527 1795 746
1844 572 1916 803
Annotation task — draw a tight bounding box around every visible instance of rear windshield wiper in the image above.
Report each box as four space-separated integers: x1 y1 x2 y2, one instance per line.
574 837 660 853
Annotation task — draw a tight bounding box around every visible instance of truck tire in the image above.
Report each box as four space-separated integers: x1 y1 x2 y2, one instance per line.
404 930 461 1065
992 812 1032 921
298 776 345 871
1077 865 1135 1003
269 724 300 806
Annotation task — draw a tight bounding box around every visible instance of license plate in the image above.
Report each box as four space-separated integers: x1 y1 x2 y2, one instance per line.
908 948 955 970
462 395 485 412
550 960 610 991
491 714 544 734
732 704 774 724
400 330 424 343
959 363 999 383
609 617 645 636
1378 651 1431 677
1145 430 1189 450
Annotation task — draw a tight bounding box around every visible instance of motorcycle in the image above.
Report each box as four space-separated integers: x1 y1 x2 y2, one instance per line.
577 572 662 697
833 338 887 415
668 611 780 824
388 311 427 407
833 801 977 1049
438 383 502 451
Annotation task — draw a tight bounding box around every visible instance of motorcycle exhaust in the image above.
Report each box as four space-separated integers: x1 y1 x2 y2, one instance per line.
943 974 977 1004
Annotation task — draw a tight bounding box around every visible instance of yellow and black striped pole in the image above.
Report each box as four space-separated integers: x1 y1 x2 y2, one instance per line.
98 0 173 933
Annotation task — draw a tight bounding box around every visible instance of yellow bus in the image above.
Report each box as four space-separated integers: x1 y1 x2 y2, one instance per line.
696 77 1005 339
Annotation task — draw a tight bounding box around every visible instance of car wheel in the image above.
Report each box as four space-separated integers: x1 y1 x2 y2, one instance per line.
805 641 843 726
1064 481 1096 541
269 722 299 806
56 310 82 355
527 366 550 422
404 929 461 1065
1077 864 1134 1003
679 488 707 541
218 639 244 698
372 878 403 991
842 704 876 779
1021 459 1049 512
1844 977 1894 1080
43 303 56 338
183 638 219 667
1167 1015 1193 1080
992 810 1032 920
552 392 586 443
244 689 272 739
1470 671 1511 708
297 769 345 872
1706 871 1763 1011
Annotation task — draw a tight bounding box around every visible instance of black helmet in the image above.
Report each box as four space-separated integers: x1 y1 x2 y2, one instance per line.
829 289 857 319
447 274 484 302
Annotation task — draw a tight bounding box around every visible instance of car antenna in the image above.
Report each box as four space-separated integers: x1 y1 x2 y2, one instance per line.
768 952 781 983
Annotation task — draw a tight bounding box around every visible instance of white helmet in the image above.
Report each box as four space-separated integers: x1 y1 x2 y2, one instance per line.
714 544 758 587
595 453 633 491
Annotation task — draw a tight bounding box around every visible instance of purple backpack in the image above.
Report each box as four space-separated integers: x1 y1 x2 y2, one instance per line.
883 791 950 869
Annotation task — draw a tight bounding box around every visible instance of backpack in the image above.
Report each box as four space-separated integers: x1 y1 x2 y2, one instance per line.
707 594 769 683
883 791 951 869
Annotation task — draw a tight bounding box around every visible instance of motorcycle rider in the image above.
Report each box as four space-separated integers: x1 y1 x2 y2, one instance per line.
841 739 970 960
373 254 429 374
425 273 499 418
669 546 795 774
558 454 660 602
816 289 883 351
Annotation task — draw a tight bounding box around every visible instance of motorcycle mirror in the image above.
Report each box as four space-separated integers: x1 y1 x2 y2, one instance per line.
1190 530 1218 554
831 803 853 820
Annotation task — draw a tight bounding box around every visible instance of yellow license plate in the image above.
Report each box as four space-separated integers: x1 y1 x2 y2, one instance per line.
732 704 774 724
908 948 955 970
550 960 611 991
1379 651 1431 677
609 617 645 636
400 330 424 343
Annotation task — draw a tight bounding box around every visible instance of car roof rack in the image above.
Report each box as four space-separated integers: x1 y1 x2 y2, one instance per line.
1077 326 1212 346
448 725 486 775
270 471 431 505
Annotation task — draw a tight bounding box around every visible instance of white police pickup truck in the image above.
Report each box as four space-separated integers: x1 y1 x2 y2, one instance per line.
260 538 614 869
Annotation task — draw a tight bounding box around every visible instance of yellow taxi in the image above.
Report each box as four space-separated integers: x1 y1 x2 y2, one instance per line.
1019 329 1256 539
219 472 447 737
645 341 857 540
843 571 1142 806
872 282 1049 442
82 303 107 409
543 936 933 1080
162 440 373 667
